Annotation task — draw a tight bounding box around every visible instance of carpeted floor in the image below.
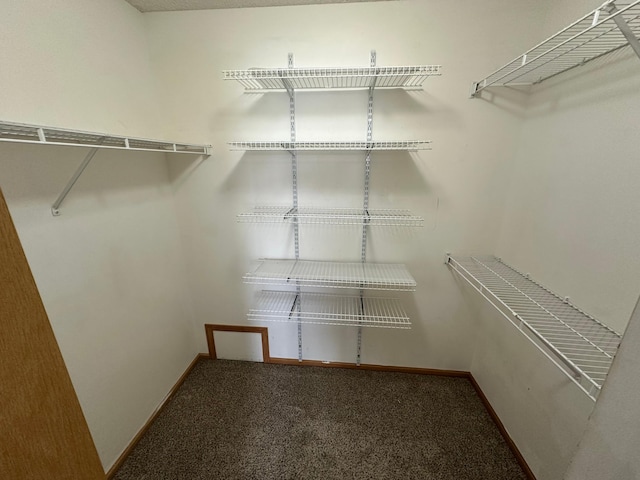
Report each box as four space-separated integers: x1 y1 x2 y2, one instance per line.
113 359 527 480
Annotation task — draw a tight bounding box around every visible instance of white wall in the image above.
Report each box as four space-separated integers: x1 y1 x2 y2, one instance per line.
468 0 640 479
0 0 200 471
468 292 596 479
565 295 640 480
496 38 640 333
146 0 550 369
5 0 636 478
0 1 160 138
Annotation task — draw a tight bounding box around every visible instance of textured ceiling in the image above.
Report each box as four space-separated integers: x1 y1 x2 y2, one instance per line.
126 0 394 12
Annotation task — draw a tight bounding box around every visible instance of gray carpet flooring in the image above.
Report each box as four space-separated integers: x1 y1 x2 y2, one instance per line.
113 359 527 480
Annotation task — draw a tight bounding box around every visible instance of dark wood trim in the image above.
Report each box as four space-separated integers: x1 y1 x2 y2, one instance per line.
269 357 469 377
468 374 536 480
105 353 209 479
206 324 217 360
204 324 271 363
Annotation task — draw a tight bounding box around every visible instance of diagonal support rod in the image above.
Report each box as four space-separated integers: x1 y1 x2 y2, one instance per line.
51 146 101 216
607 3 640 61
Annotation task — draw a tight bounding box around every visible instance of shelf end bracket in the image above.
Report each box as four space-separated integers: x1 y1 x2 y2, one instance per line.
470 81 481 98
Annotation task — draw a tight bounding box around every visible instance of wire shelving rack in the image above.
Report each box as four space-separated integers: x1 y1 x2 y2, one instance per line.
224 65 441 91
229 141 431 151
0 120 211 216
237 206 424 227
249 290 411 329
447 255 622 399
0 120 212 155
245 259 417 291
471 0 640 96
227 51 434 363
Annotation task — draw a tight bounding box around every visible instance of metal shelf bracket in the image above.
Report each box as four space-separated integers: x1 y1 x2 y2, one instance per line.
606 2 640 60
51 146 101 216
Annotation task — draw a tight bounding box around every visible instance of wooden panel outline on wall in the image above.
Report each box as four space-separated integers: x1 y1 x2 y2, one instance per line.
204 324 271 363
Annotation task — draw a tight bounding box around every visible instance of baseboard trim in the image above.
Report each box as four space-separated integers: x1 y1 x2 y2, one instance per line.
468 374 536 480
105 353 209 479
268 356 469 377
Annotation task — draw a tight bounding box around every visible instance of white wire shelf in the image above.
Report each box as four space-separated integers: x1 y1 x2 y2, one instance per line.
471 0 640 96
237 206 424 227
0 120 212 155
248 290 411 329
229 141 431 151
447 255 622 399
244 259 416 291
223 65 441 91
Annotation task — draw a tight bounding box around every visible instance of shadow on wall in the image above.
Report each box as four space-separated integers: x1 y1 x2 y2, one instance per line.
222 150 434 198
453 274 596 480
0 142 178 215
469 86 531 118
211 88 461 141
167 153 208 192
525 48 640 117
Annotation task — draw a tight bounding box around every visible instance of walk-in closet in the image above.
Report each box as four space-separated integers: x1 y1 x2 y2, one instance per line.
2 1 639 479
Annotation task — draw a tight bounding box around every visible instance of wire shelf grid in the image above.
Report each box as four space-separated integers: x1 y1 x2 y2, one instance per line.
237 206 424 227
224 65 441 90
244 259 416 291
472 0 640 95
229 140 431 151
448 255 622 399
0 121 211 155
248 290 411 329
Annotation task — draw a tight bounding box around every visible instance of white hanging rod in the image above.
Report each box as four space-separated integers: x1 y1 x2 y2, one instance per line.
0 121 212 216
224 65 441 91
447 254 622 400
229 140 431 151
237 206 424 227
471 0 640 96
248 290 411 329
244 259 416 291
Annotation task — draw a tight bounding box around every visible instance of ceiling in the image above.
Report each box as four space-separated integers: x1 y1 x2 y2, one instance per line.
125 0 394 12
